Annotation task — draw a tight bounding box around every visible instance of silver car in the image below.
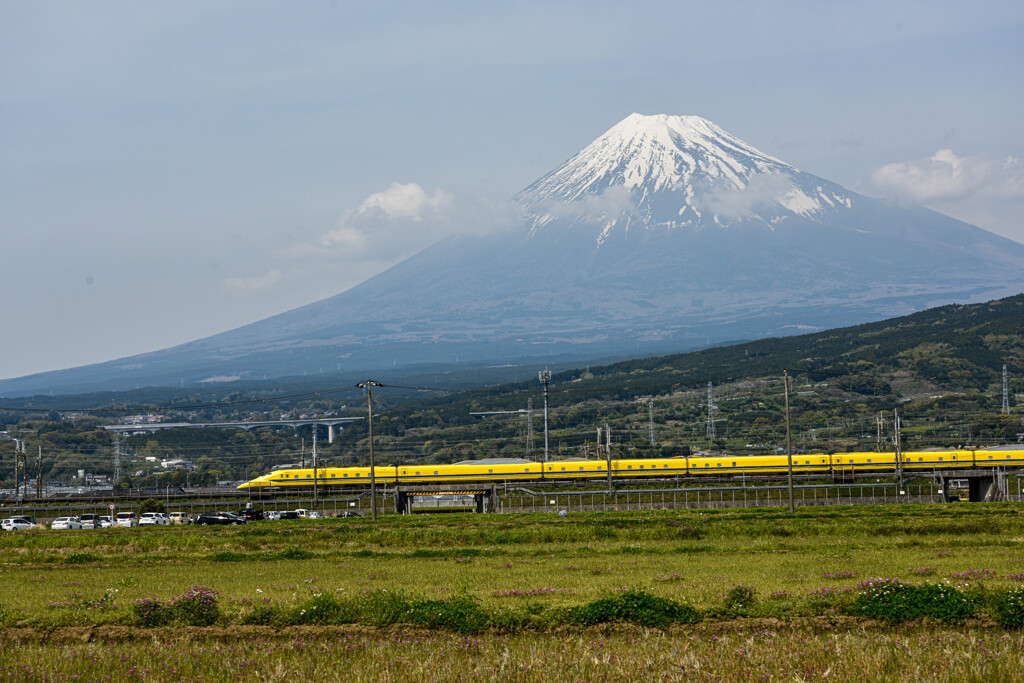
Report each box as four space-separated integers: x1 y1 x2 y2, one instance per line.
51 517 82 530
2 518 34 531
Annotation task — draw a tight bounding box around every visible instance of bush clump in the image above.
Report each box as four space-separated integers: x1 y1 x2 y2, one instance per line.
407 595 489 634
65 553 99 565
566 590 700 628
132 597 174 627
290 592 356 625
133 586 221 627
173 586 221 626
847 579 974 624
992 587 1024 629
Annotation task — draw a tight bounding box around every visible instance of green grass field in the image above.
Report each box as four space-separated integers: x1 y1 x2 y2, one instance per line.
2 503 1024 681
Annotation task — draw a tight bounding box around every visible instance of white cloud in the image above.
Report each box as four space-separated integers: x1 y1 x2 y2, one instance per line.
870 149 1024 204
695 173 796 219
869 150 1024 241
354 182 453 221
222 268 284 295
533 185 637 222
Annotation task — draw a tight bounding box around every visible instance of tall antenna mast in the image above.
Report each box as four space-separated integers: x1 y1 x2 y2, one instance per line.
706 382 716 447
526 398 535 455
539 370 551 462
648 400 655 447
1003 364 1010 415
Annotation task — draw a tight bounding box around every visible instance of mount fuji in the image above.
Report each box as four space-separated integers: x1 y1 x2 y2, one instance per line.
5 114 1024 396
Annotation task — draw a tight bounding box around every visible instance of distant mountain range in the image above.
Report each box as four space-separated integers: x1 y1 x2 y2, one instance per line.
4 113 1024 397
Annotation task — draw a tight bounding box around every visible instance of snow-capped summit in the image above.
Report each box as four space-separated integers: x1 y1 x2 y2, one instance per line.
518 113 852 240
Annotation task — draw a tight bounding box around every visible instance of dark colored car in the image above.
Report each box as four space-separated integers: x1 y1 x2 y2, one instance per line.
278 511 302 520
237 509 265 521
337 511 362 518
195 512 248 526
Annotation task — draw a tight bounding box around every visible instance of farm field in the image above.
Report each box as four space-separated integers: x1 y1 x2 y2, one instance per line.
3 503 1024 681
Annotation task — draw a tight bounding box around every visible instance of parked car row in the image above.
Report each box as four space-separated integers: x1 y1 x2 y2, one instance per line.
2 507 355 531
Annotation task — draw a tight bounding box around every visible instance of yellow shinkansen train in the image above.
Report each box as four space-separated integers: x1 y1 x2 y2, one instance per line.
237 447 1024 490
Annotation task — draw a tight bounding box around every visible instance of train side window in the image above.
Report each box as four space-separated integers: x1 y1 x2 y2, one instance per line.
732 462 736 467
415 471 420 475
307 475 311 479
918 458 923 462
356 473 360 477
343 474 348 478
836 459 842 464
805 461 809 465
989 456 994 460
489 469 494 473
561 467 566 472
716 463 721 467
663 464 668 468
627 466 632 470
598 466 603 470
434 471 439 475
580 467 585 471
331 474 336 478
639 465 644 469
938 457 943 461
705 463 709 467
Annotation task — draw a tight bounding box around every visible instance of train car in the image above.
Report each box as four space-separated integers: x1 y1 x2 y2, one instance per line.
901 450 972 471
398 461 542 483
607 458 687 478
687 454 830 475
973 446 1024 468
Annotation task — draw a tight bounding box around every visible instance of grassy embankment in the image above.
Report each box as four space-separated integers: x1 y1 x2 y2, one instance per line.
3 503 1024 681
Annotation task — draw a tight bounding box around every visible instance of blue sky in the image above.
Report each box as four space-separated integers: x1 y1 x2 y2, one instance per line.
2 1 1023 380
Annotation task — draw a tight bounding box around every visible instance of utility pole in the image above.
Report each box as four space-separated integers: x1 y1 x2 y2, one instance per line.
357 380 383 521
893 409 903 481
300 438 305 469
539 370 552 462
13 439 22 499
113 435 121 482
784 370 794 514
605 424 612 492
1003 364 1010 415
648 400 655 447
37 445 42 497
312 425 318 503
526 398 535 456
876 413 884 453
706 382 716 449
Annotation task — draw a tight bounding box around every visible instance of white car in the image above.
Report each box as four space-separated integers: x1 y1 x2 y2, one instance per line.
51 517 82 530
115 512 138 527
138 512 170 526
98 516 114 528
79 514 101 529
2 518 34 531
169 512 191 525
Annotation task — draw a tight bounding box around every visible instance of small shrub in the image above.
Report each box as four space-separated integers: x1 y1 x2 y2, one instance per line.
567 590 700 628
277 548 314 560
139 499 166 515
354 590 412 627
993 587 1024 629
240 604 285 626
847 579 974 624
210 551 248 562
724 585 758 611
290 592 355 625
406 595 489 634
65 553 99 565
173 586 221 626
132 598 174 627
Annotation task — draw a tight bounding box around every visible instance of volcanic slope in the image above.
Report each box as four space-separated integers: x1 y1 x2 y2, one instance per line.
4 114 1024 396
